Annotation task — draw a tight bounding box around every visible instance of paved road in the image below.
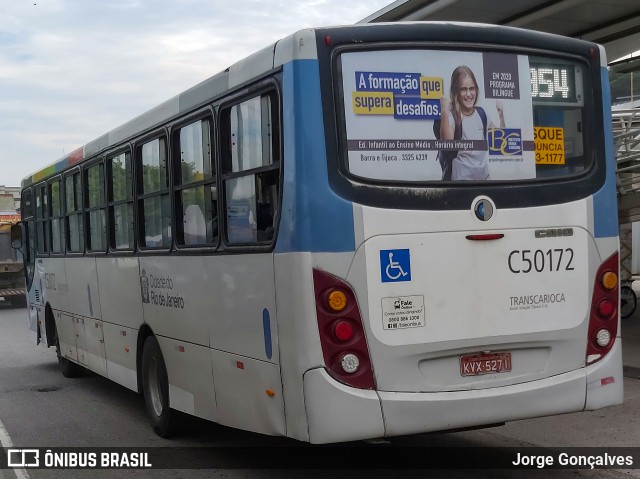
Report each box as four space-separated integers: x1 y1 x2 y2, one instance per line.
0 301 638 478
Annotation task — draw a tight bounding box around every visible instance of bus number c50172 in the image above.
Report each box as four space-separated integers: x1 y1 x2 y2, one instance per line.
508 248 574 273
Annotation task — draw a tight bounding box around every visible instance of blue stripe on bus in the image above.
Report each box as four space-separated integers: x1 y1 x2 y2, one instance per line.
262 308 272 360
275 60 356 254
592 66 618 239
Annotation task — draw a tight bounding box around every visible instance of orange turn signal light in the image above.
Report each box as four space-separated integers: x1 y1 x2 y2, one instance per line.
328 290 348 312
601 271 618 290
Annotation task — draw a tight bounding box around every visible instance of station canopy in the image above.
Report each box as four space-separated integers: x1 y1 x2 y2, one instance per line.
360 0 640 64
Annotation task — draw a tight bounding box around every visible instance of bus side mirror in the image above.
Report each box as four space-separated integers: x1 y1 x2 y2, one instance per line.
10 223 23 249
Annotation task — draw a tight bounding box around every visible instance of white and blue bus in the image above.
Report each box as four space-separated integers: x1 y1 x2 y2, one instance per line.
14 22 621 444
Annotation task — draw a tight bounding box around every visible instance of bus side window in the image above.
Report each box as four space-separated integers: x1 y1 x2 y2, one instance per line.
65 171 84 253
49 179 64 254
137 137 171 249
174 117 217 247
256 170 278 242
108 151 134 251
221 92 280 245
85 162 107 252
34 183 48 255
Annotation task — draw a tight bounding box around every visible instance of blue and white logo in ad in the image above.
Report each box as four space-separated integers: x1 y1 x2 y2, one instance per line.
380 249 411 283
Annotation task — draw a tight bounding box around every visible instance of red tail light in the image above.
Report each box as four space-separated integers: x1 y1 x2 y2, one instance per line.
586 253 619 365
312 269 376 389
334 320 354 341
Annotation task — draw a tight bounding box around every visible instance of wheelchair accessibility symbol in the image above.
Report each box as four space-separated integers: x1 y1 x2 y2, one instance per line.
380 249 411 283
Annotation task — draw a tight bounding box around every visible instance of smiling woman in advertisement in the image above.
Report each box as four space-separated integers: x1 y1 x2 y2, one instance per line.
440 65 505 181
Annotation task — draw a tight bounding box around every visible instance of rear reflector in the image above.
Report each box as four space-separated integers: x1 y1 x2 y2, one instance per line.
466 234 505 241
586 253 618 365
313 269 375 389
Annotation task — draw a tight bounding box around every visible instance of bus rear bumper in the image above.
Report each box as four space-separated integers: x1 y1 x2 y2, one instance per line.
381 340 622 437
304 367 585 444
379 370 586 438
304 342 623 443
584 338 624 410
303 368 385 444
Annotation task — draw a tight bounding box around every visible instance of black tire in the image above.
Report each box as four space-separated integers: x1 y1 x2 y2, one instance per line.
142 336 173 437
53 319 84 378
621 285 637 319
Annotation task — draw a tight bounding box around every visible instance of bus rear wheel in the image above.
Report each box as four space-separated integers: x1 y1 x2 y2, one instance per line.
621 285 637 319
142 336 173 437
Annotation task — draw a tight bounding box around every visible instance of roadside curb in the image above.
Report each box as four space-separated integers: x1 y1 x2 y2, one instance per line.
623 365 640 379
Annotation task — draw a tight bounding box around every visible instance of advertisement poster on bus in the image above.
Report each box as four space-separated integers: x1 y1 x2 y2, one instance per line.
341 50 537 182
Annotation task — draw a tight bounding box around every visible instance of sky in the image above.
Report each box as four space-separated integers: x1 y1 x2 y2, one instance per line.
0 0 391 187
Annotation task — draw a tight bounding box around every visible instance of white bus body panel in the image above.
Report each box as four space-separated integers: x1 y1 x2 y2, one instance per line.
157 336 217 422
97 257 143 330
138 254 278 361
585 337 623 410
55 312 77 363
65 257 101 320
304 368 384 444
273 252 321 442
74 316 88 366
378 367 586 437
273 252 356 442
102 323 138 392
139 256 210 347
204 253 284 435
95 257 143 391
39 257 68 312
274 29 318 67
135 254 283 434
204 254 280 363
53 309 107 379
35 251 286 437
349 199 601 393
211 350 285 436
84 317 107 377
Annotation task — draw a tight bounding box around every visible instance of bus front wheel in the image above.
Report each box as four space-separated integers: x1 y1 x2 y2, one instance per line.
142 336 173 437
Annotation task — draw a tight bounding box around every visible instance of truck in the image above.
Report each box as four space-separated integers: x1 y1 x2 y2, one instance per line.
0 223 26 306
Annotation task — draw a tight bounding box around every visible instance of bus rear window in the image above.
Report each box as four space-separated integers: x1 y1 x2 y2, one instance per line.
339 49 588 183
